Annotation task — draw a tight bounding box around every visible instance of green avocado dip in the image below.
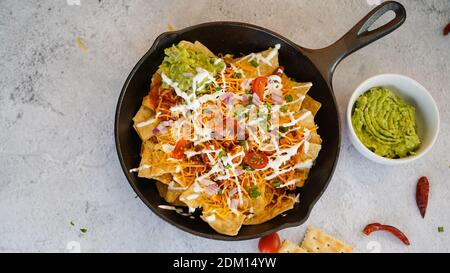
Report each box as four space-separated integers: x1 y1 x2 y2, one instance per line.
159 41 225 94
351 87 421 159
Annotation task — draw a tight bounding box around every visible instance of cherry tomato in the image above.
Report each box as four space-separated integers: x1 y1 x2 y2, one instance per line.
148 83 160 110
251 77 268 100
258 233 281 253
243 151 269 169
172 139 189 160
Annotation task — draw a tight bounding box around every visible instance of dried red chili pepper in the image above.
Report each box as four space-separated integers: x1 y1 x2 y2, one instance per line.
416 176 430 218
363 223 410 246
443 22 450 36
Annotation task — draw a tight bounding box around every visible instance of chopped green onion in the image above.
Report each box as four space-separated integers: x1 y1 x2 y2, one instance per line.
280 105 289 113
279 126 289 133
247 96 253 106
239 140 248 149
250 60 259 67
248 186 261 198
234 72 243 78
70 221 75 226
224 164 232 169
246 89 253 94
243 165 254 171
80 228 88 233
272 180 282 188
217 189 223 195
284 94 293 102
218 150 226 158
215 86 222 92
438 227 444 233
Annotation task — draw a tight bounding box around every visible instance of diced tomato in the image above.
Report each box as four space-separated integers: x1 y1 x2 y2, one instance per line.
258 233 281 253
251 77 268 100
273 66 284 77
223 117 239 133
172 139 189 160
243 151 269 169
148 83 160 110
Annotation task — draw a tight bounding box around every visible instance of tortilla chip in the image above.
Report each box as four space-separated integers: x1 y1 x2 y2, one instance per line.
243 195 295 225
178 40 216 58
232 47 280 78
300 226 353 253
294 169 309 188
201 210 245 236
138 141 180 180
156 181 186 206
301 95 321 117
281 76 312 110
278 240 308 253
132 104 157 141
178 181 204 208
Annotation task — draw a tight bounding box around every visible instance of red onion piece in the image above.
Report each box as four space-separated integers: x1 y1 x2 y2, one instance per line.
153 121 171 135
252 93 261 106
229 187 237 196
206 184 220 196
230 199 239 211
220 92 234 104
271 91 283 105
234 168 243 176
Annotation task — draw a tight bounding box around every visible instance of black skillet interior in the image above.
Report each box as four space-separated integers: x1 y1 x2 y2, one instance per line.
115 1 406 240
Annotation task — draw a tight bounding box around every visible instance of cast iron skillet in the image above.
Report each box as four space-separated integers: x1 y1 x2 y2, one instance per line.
115 1 406 240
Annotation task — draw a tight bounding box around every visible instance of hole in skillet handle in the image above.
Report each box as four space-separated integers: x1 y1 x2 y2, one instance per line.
301 1 406 85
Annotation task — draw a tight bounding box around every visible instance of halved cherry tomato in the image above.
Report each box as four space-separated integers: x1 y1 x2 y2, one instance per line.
172 139 189 160
148 83 160 110
258 233 281 253
243 151 269 169
251 76 268 100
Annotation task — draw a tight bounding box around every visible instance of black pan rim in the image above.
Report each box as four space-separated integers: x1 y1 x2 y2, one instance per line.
114 21 341 241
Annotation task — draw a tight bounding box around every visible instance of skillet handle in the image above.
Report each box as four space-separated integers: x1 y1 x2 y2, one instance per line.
302 1 406 86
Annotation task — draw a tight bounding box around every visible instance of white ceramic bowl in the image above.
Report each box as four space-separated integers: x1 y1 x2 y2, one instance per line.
347 74 440 165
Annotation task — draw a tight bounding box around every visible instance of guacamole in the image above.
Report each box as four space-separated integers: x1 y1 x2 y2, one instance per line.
159 41 224 94
351 87 421 159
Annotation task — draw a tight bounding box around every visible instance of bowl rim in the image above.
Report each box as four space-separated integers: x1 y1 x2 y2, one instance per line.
346 73 440 165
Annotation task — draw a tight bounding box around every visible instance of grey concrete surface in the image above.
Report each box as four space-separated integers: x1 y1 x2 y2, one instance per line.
0 0 448 252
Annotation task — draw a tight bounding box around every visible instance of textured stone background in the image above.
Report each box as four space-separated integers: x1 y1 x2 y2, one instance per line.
0 0 448 253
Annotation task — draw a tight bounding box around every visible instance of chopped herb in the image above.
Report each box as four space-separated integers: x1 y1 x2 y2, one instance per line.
264 103 272 112
215 86 222 92
438 227 444 233
218 150 226 158
272 180 282 188
239 140 248 149
250 59 259 67
279 126 289 133
284 94 293 102
248 186 261 198
217 189 223 195
80 228 88 234
234 72 243 78
246 89 253 94
247 96 253 106
70 221 75 226
243 165 254 171
280 105 289 113
224 164 232 169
